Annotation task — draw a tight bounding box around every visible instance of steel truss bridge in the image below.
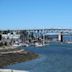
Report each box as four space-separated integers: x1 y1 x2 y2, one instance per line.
27 29 72 35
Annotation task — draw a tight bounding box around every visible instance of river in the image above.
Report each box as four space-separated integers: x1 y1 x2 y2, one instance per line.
4 41 72 72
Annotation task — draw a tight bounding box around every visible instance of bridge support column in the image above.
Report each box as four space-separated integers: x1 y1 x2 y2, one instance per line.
58 32 63 42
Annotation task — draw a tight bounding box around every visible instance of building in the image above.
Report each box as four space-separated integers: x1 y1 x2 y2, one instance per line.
2 31 21 46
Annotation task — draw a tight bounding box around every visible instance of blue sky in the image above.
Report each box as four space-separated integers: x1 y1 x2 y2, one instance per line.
0 0 72 29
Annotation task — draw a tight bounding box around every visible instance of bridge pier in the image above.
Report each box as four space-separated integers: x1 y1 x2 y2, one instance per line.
58 32 63 42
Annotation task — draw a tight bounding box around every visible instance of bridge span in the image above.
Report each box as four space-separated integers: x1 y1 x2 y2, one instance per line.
26 29 72 42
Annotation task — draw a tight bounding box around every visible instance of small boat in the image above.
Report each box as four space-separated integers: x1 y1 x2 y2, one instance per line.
23 43 29 47
12 43 29 47
12 43 22 47
66 41 72 44
35 43 44 47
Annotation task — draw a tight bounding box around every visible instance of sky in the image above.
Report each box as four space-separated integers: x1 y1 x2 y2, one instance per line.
0 0 72 30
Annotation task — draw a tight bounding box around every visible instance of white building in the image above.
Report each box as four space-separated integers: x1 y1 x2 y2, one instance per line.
2 32 20 40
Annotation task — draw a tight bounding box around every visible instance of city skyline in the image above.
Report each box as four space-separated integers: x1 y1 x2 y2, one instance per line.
0 0 72 29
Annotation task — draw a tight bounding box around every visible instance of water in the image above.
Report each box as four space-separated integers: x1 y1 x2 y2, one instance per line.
4 36 72 72
4 42 72 72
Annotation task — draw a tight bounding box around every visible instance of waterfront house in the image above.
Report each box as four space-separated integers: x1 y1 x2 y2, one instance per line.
2 31 20 46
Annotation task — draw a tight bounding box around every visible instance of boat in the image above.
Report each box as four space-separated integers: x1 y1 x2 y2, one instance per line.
12 42 29 47
66 41 72 44
35 42 44 47
12 43 22 47
23 43 29 47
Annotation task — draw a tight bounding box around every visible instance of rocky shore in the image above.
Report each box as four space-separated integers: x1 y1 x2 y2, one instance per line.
0 48 38 68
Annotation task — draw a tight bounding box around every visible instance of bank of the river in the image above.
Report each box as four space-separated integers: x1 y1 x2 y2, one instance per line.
0 48 38 68
4 42 72 72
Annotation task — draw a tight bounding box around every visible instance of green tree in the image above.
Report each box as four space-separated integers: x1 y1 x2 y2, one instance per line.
0 34 2 40
30 32 34 39
20 30 28 41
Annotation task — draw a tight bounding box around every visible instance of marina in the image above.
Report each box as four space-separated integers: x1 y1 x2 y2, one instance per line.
0 0 72 71
0 29 72 72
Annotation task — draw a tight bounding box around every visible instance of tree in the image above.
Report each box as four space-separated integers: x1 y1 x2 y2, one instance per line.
30 32 35 40
0 42 3 46
0 34 2 40
3 30 10 34
20 30 28 42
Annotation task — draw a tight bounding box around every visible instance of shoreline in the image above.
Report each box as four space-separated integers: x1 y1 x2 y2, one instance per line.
0 48 38 68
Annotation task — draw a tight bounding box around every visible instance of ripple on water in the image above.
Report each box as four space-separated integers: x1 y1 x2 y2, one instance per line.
4 43 72 72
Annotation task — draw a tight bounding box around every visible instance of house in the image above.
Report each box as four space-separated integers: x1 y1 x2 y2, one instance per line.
2 31 21 46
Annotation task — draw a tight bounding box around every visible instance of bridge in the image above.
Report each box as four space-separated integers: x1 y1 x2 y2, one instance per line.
26 29 72 42
5 29 72 42
27 29 72 34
